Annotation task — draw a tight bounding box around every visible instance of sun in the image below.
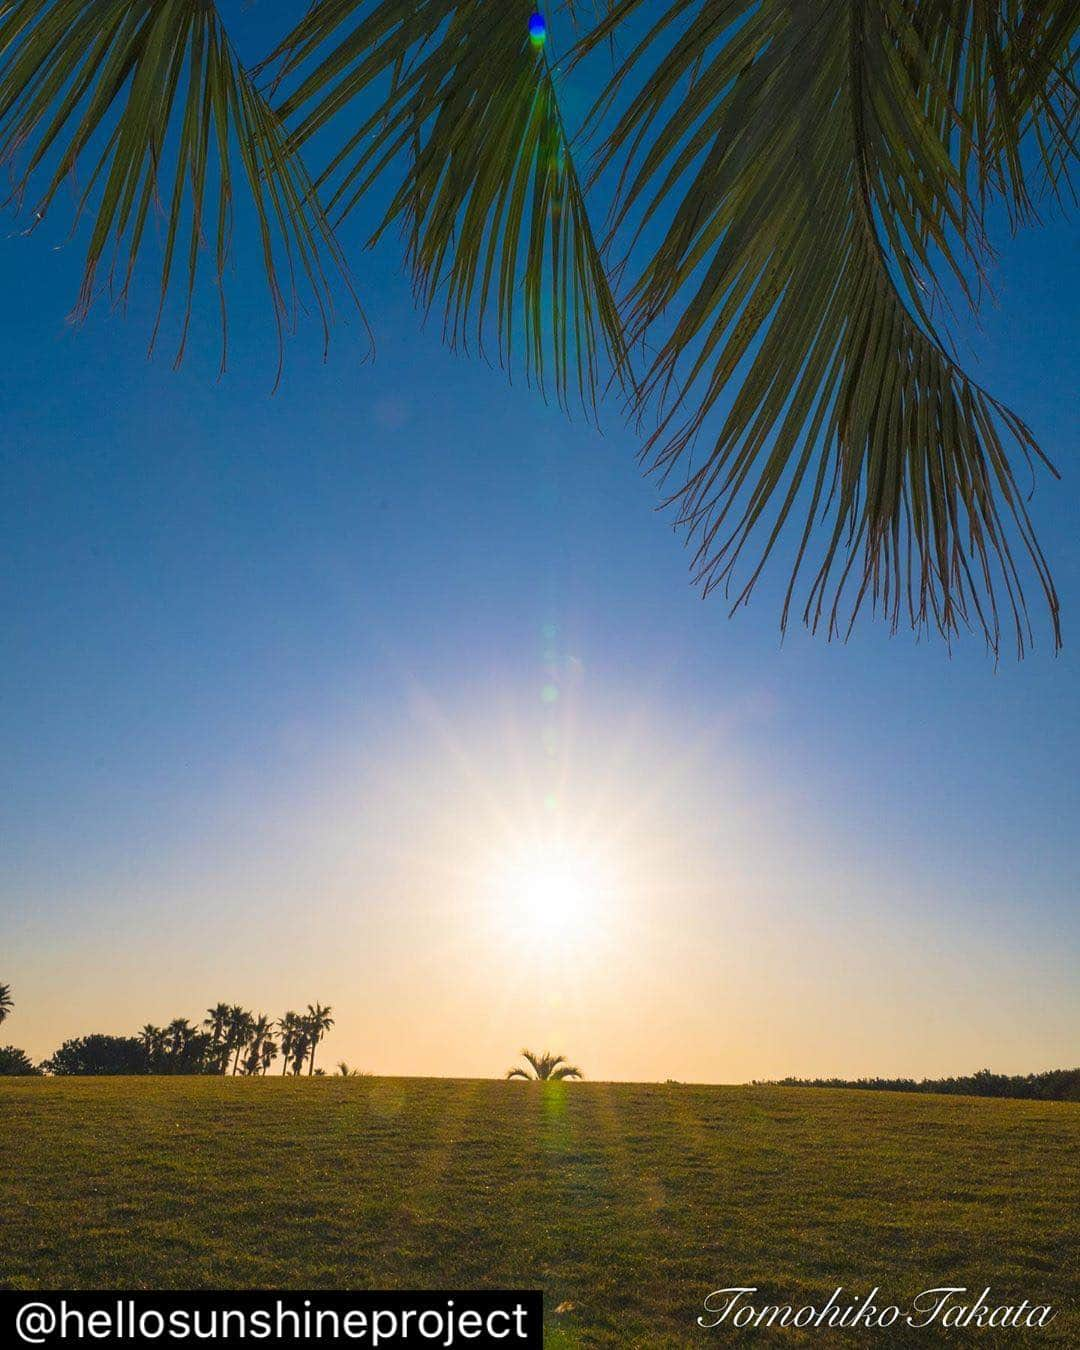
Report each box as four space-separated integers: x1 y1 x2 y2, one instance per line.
487 837 615 942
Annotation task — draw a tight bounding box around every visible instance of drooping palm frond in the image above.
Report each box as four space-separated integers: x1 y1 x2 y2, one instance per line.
0 0 357 381
547 1062 583 1079
907 0 1080 221
574 0 1074 654
0 1 1071 654
268 0 626 412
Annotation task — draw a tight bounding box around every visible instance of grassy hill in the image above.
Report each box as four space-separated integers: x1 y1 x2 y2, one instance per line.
2 1078 1077 1344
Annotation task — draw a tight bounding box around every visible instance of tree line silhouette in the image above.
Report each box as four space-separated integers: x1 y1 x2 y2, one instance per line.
2 988 590 1082
48 1003 334 1077
0 987 335 1076
131 1004 336 1077
10 978 1073 1097
762 1069 1080 1103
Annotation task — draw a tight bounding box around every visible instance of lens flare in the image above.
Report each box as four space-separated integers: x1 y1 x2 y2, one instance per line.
528 12 547 48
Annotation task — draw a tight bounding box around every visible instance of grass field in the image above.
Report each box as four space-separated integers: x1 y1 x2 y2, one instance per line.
1 1078 1077 1344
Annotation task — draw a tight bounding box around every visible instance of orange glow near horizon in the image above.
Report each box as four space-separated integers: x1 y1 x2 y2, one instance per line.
5 675 1078 1086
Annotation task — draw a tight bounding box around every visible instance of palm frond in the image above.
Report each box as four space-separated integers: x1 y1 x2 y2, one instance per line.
908 1 1080 219
573 0 1071 655
522 1048 548 1077
550 1063 583 1079
268 0 626 412
0 0 357 382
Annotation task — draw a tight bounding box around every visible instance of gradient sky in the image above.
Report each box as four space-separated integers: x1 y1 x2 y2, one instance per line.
1 10 1077 1082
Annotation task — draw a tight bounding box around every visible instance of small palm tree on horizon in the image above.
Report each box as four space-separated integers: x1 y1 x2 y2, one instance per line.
507 1050 583 1082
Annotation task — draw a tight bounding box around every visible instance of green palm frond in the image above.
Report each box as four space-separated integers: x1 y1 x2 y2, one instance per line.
268 0 626 412
0 1 1071 653
573 0 1072 654
0 0 356 381
908 1 1079 220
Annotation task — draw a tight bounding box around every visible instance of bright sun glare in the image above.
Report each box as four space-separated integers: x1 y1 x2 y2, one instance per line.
489 839 614 942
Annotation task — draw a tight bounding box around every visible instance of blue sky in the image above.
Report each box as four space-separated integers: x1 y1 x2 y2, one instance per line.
0 9 1076 1079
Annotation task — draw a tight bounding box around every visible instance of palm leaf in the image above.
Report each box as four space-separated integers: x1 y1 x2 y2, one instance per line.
573 0 1072 654
268 0 626 412
908 1 1080 220
550 1063 582 1079
522 1048 548 1077
0 0 357 382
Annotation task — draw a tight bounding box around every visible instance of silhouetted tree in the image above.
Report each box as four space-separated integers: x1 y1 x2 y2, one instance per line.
226 1006 254 1075
241 1014 274 1076
304 1004 334 1075
260 1036 278 1076
165 1018 194 1070
766 1068 1080 1102
278 1012 302 1075
0 1045 39 1075
203 1004 231 1074
0 983 12 1025
291 1027 310 1076
140 1024 167 1071
34 1000 335 1076
506 1050 583 1081
43 1035 150 1076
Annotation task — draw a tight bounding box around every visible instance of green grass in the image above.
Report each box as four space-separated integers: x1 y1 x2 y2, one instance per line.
1 1078 1077 1344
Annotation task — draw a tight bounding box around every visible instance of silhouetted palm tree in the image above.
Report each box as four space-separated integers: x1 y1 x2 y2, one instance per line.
506 1050 583 1082
0 983 12 1025
304 1004 334 1075
166 1018 193 1068
139 1024 166 1069
277 1012 301 1076
226 1006 254 1075
242 1014 273 1076
203 1004 231 1074
259 1036 278 1076
335 1061 363 1077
